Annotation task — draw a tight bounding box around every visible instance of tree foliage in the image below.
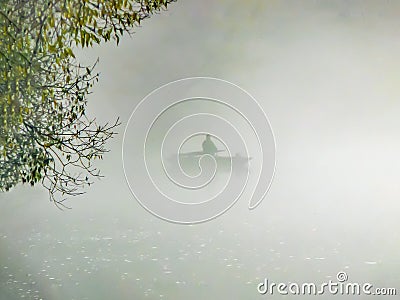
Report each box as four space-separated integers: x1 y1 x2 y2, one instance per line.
0 0 175 207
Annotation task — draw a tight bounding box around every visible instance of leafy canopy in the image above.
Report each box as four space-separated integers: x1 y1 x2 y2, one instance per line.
0 0 174 207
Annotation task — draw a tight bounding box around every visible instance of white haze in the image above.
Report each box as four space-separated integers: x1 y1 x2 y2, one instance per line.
1 1 399 299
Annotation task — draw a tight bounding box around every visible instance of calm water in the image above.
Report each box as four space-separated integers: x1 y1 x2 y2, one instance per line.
1 192 398 299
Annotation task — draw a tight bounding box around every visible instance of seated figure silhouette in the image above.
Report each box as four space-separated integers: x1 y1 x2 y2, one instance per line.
202 134 218 155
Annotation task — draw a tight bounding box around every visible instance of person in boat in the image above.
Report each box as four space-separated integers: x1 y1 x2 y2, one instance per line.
202 134 218 155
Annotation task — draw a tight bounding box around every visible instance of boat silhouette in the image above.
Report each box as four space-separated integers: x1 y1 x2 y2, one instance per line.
166 150 251 173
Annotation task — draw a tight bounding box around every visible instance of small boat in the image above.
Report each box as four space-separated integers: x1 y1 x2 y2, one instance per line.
166 151 251 173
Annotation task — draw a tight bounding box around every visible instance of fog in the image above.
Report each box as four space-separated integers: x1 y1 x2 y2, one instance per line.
1 0 399 299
